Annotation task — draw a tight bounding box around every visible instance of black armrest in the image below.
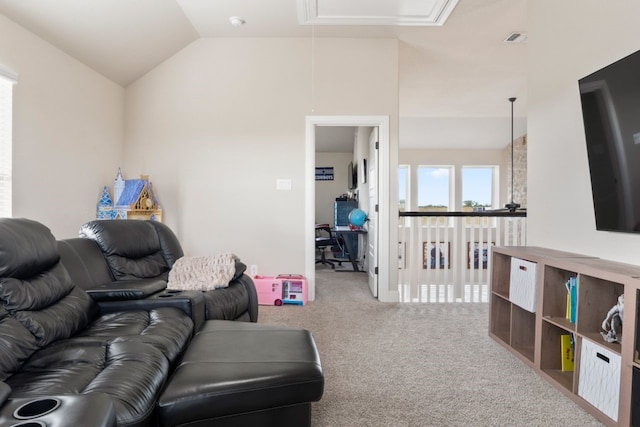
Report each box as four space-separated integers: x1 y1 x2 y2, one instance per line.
85 278 167 301
0 394 116 427
97 290 206 332
0 383 9 408
236 274 259 322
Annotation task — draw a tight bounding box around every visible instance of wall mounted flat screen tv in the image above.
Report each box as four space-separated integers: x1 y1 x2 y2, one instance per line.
579 48 640 233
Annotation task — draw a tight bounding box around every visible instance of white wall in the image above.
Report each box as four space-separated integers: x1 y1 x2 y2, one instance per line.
0 15 124 238
315 152 352 225
399 149 507 210
527 1 640 261
125 38 399 279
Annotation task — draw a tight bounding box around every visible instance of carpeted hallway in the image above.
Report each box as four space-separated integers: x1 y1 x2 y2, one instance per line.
258 267 603 426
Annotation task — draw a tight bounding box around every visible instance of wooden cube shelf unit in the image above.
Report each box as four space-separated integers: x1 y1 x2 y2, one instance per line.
489 246 640 427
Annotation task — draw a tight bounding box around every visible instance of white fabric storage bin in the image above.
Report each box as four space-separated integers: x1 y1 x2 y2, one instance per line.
578 340 621 422
509 257 537 312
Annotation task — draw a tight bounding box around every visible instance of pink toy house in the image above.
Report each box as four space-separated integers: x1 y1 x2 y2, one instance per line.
253 274 307 306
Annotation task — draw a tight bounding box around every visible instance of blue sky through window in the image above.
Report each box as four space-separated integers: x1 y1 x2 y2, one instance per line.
398 166 494 210
418 167 450 207
400 166 494 210
462 167 493 207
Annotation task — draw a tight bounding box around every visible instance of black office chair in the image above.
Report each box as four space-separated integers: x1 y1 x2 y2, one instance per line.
315 224 344 269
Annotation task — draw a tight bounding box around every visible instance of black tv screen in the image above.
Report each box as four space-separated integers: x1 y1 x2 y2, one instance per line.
579 49 640 233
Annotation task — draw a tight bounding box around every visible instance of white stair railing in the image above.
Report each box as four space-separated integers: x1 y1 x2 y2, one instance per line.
398 211 527 303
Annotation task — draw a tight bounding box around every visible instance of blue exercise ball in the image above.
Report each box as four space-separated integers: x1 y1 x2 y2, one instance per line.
348 208 367 227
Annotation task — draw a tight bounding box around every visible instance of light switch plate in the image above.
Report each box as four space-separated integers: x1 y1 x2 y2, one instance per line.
276 179 292 190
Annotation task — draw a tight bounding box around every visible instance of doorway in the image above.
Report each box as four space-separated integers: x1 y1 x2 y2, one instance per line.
314 127 356 229
305 116 391 302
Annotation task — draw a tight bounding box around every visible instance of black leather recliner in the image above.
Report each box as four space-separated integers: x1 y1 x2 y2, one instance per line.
78 220 258 322
0 218 194 426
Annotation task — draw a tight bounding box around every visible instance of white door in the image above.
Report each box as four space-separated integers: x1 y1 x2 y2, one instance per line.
367 128 379 297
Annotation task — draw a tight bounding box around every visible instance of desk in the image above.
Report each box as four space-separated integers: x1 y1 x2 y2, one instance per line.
332 227 367 272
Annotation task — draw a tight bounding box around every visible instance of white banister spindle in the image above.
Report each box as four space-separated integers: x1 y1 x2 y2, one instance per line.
453 216 460 301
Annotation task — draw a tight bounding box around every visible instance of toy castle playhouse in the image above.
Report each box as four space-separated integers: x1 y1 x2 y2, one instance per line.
96 168 162 222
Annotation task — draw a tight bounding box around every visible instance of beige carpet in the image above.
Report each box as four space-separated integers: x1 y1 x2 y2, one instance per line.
258 267 603 427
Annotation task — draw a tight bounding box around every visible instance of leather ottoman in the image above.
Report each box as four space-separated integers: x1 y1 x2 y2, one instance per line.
157 321 324 427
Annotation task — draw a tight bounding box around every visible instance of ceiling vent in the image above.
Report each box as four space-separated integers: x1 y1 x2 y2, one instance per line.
504 32 527 43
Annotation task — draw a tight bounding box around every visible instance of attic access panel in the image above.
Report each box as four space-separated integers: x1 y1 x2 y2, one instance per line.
298 0 459 26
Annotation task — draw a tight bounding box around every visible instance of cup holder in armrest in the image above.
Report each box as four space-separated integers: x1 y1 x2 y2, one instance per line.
158 290 183 298
9 421 46 427
13 398 60 419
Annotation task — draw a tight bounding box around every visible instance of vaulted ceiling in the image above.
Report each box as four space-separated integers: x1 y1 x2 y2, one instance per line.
0 0 528 149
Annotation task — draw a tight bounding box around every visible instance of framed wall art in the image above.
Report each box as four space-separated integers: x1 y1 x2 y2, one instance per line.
315 167 334 181
361 158 367 184
422 242 451 269
467 242 495 269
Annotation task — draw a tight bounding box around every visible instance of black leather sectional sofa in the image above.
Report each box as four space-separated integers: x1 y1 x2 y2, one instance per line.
0 218 323 427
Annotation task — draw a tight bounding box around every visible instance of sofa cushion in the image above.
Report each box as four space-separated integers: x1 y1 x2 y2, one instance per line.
0 307 39 381
77 307 193 362
0 219 99 350
12 287 96 348
147 221 184 268
1 264 97 346
58 238 115 289
0 218 59 279
80 220 170 281
59 238 168 301
7 340 169 427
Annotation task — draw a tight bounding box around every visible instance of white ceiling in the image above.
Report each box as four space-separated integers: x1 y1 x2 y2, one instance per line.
315 126 358 153
0 0 199 88
0 0 528 150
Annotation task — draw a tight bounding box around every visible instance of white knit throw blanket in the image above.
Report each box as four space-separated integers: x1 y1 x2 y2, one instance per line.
168 253 239 291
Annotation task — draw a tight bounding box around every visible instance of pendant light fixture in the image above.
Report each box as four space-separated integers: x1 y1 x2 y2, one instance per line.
504 97 521 212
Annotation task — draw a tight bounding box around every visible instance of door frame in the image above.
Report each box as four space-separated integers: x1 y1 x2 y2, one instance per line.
305 115 393 302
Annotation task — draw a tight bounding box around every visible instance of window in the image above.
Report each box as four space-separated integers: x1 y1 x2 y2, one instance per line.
462 166 496 211
398 165 410 227
398 165 409 212
417 166 452 226
417 166 452 212
0 71 16 218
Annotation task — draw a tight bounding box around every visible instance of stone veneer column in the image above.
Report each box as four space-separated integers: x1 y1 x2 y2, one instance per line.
505 135 527 208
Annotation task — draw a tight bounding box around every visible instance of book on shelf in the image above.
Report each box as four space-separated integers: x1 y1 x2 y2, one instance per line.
561 333 574 372
564 277 577 323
